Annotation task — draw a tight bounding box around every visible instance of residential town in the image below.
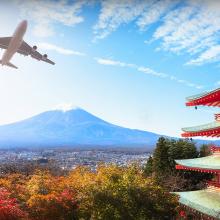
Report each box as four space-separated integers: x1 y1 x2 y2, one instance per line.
0 148 150 171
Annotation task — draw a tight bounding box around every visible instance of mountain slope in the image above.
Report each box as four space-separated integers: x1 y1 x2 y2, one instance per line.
0 108 161 148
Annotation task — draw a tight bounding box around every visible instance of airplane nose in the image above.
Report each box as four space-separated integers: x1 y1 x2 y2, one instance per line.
22 20 28 27
20 20 28 31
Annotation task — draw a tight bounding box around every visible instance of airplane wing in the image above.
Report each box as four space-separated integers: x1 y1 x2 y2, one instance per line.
18 41 55 65
0 37 12 50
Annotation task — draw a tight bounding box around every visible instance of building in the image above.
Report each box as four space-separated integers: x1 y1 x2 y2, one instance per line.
175 88 220 220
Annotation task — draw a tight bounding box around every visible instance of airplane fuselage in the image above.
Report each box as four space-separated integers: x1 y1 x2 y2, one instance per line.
1 20 27 65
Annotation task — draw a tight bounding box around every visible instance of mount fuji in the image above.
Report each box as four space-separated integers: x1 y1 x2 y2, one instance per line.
0 108 161 149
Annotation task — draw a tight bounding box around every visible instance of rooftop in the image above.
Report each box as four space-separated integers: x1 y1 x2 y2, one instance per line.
182 121 220 137
186 87 220 107
175 154 220 171
175 188 220 219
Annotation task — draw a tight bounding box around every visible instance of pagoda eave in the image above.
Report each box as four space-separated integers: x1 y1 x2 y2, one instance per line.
179 204 218 220
175 164 220 174
182 127 220 138
175 155 220 171
186 88 220 107
186 101 220 107
175 189 220 219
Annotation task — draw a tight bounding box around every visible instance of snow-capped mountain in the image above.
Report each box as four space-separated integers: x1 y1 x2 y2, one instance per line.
0 108 161 148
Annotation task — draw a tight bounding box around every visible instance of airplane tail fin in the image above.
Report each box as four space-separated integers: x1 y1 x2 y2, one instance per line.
0 60 18 69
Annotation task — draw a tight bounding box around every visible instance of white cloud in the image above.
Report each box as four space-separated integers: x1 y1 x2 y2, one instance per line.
94 0 220 65
95 57 135 67
93 0 151 39
96 57 203 89
10 0 220 65
137 67 167 78
187 45 220 65
153 0 220 65
137 0 178 30
17 0 87 37
94 0 178 39
38 42 86 56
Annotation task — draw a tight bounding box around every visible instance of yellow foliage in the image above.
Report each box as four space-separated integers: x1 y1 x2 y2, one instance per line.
26 170 57 196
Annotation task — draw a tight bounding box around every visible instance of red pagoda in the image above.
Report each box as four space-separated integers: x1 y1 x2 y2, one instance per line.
175 88 220 220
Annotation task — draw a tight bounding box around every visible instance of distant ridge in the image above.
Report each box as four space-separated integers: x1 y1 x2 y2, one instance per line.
0 108 217 149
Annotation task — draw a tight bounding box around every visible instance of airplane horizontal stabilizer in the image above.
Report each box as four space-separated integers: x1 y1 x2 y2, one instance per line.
7 62 18 69
0 60 18 69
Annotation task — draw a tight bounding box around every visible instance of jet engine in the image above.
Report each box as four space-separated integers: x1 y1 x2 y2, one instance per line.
42 54 48 60
32 45 37 51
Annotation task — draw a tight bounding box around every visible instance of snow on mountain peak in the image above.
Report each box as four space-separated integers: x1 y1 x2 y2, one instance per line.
54 103 80 112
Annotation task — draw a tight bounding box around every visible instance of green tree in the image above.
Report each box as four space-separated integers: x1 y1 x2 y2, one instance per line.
181 140 198 159
147 137 212 191
199 144 211 157
168 139 198 160
143 156 153 176
153 137 171 181
168 139 198 170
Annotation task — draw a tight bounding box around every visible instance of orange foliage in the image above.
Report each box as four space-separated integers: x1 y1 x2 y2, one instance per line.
0 164 179 220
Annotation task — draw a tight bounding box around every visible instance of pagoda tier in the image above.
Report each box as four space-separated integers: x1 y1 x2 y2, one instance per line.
175 188 220 220
175 147 220 187
181 121 220 137
186 88 220 107
175 155 220 172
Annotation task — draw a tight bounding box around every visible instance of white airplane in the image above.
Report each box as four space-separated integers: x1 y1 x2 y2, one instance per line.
0 20 55 69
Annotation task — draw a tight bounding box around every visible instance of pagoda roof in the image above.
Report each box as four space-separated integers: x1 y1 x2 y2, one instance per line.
182 121 220 137
186 88 220 107
175 155 220 171
175 188 220 219
186 87 220 107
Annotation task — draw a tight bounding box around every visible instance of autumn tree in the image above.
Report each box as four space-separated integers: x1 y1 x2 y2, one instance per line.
70 164 179 220
26 170 78 220
27 190 78 220
0 188 27 220
0 173 28 206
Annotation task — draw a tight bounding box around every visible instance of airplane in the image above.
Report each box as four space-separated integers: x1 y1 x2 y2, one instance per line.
0 20 55 69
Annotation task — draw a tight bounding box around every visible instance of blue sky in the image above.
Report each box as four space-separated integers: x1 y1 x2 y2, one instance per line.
0 0 220 137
